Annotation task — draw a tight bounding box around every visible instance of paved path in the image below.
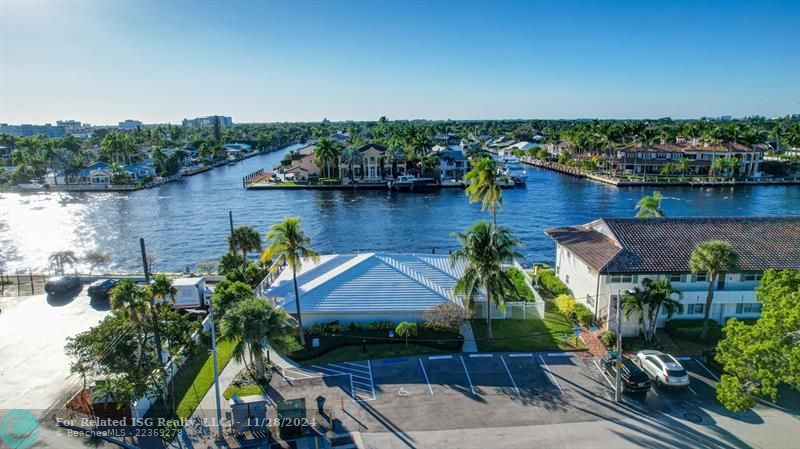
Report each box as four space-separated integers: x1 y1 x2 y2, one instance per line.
459 320 478 352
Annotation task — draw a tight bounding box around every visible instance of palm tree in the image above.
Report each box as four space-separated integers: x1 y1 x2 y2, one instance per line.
48 250 78 275
395 321 418 347
261 217 319 346
464 158 503 227
711 157 728 178
313 137 339 179
676 159 691 177
110 280 152 374
659 162 677 176
339 147 361 183
621 287 649 339
689 240 740 340
635 191 665 218
228 225 262 270
222 298 290 377
642 278 681 342
387 145 407 178
148 274 176 364
450 221 522 339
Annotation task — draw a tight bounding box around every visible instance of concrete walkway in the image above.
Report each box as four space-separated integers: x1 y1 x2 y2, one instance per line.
460 320 478 352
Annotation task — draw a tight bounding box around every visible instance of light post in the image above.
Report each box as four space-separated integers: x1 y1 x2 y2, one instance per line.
209 302 223 438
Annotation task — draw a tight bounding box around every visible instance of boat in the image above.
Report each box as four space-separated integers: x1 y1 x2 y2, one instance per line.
388 175 436 191
16 183 48 191
502 160 528 184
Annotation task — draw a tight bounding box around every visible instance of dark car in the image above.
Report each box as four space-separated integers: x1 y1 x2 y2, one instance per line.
44 275 82 295
601 354 652 393
87 278 120 300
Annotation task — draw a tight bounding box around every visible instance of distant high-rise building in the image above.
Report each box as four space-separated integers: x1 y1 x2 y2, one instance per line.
0 123 66 137
118 119 143 131
182 115 233 129
57 120 82 133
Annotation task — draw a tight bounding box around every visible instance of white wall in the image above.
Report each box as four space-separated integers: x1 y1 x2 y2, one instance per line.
555 243 600 310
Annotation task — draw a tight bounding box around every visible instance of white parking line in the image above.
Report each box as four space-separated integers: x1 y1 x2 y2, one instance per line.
592 360 615 401
688 385 699 396
329 362 370 375
367 360 377 400
508 353 533 358
429 355 452 360
418 358 433 395
675 356 692 361
695 359 720 382
500 356 520 398
343 361 369 369
311 365 348 376
460 355 476 395
352 380 373 388
538 354 564 395
469 354 493 358
547 353 572 357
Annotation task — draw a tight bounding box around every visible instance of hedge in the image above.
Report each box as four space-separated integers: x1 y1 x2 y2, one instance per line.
664 318 722 344
554 294 592 327
508 267 535 302
278 321 463 362
536 268 571 296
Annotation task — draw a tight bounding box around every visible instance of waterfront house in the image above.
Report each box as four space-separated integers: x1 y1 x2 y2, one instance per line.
337 143 401 183
611 142 764 177
260 253 477 326
45 161 110 185
279 145 320 181
544 141 575 158
433 146 467 181
544 217 800 336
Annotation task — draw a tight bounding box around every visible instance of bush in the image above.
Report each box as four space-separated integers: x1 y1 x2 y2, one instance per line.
599 330 616 348
423 302 471 332
508 267 535 302
536 268 571 296
664 318 722 344
305 321 345 338
367 321 395 331
573 303 593 327
555 294 577 318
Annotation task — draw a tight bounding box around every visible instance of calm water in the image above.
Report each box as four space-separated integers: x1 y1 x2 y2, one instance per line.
1 143 799 272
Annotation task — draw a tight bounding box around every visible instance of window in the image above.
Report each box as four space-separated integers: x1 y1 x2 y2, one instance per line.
736 303 761 314
668 274 683 283
565 274 570 284
687 304 704 315
695 273 708 282
742 272 763 282
610 274 633 283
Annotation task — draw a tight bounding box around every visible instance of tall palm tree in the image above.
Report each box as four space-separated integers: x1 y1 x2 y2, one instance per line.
689 240 739 340
676 159 691 177
313 137 339 178
339 146 362 183
149 274 176 364
110 280 152 373
261 217 319 345
635 191 665 218
659 162 677 176
711 157 728 178
387 145 407 178
222 298 290 377
641 278 681 342
450 221 522 339
464 158 503 227
228 225 262 270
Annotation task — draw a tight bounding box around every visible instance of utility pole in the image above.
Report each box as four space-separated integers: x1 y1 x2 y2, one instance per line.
209 301 224 438
141 238 163 364
614 289 623 403
229 210 234 236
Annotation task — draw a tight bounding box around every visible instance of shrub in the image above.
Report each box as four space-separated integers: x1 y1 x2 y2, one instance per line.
573 303 593 327
366 321 395 331
599 330 616 348
536 268 571 296
507 267 535 302
423 302 471 332
664 318 722 344
555 294 577 319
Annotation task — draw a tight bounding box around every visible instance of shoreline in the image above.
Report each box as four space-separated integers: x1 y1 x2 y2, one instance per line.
518 156 800 187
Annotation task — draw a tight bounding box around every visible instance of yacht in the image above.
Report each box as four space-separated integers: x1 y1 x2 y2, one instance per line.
388 175 435 191
501 157 528 184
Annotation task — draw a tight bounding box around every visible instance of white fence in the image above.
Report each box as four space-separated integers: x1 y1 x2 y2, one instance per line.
472 301 544 320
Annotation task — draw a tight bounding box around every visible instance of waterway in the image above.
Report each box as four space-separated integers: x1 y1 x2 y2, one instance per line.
1 143 798 272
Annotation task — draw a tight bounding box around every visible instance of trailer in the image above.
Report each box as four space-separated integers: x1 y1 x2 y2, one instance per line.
164 277 208 309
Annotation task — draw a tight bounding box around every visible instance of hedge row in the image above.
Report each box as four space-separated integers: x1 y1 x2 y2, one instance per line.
536 268 571 297
664 318 722 344
554 294 593 327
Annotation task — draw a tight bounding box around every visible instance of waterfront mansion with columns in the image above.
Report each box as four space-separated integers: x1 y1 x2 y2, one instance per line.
545 216 800 336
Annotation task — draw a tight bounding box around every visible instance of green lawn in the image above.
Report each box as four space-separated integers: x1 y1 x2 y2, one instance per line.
471 303 586 352
223 384 267 399
146 336 238 423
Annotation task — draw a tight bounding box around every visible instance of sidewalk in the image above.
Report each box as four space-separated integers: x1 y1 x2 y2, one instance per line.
460 320 478 352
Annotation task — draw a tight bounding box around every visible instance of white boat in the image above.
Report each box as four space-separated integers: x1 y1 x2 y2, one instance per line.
16 183 48 191
388 175 436 191
501 158 528 184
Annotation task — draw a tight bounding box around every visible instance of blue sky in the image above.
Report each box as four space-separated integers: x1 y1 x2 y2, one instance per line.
1 0 798 124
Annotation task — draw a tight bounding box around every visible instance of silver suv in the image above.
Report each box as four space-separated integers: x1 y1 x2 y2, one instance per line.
635 350 690 387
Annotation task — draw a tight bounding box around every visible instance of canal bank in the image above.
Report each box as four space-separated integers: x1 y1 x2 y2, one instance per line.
1 142 799 273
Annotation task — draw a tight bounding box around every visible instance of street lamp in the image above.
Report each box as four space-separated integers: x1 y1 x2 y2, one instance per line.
614 288 634 403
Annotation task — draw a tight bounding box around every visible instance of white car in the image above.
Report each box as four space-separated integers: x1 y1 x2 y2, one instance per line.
635 350 690 387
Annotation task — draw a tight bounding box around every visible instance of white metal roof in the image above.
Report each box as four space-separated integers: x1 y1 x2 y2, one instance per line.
172 277 205 286
264 253 478 314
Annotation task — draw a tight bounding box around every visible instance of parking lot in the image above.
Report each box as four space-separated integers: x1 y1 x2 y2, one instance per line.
271 350 800 448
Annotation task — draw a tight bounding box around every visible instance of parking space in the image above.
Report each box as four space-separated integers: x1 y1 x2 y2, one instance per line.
539 352 611 400
462 354 516 396
286 360 375 401
419 355 472 396
500 353 557 398
371 357 431 398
